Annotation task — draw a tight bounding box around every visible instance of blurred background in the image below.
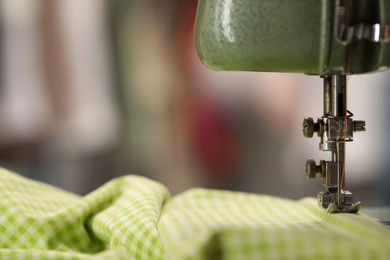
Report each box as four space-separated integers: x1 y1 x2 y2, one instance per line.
0 0 389 206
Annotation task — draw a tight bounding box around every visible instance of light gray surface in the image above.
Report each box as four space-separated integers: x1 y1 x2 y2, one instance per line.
361 207 390 227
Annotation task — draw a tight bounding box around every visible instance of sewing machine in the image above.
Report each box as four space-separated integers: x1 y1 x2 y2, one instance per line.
194 0 390 213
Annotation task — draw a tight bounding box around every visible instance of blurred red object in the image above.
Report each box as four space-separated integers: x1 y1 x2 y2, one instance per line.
174 1 240 179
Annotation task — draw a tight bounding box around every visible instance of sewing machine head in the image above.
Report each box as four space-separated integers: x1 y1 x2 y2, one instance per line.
194 0 390 213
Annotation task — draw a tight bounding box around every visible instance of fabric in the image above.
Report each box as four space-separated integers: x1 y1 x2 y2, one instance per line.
0 168 390 259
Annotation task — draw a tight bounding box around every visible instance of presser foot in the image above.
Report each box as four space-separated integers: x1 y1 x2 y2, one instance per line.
317 191 361 213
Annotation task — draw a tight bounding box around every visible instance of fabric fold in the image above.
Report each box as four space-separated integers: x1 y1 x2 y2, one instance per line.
0 168 390 259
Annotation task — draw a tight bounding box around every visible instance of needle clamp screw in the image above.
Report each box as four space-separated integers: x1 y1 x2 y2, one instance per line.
302 117 321 138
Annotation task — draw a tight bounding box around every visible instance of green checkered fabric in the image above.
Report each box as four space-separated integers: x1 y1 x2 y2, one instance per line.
0 168 390 259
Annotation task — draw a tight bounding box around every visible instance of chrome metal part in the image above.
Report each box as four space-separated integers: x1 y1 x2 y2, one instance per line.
335 0 390 44
303 75 365 213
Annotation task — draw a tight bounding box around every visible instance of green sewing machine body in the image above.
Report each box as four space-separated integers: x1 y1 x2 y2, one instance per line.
195 0 390 75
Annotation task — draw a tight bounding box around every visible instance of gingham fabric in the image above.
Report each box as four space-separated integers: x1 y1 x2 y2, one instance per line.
0 168 390 259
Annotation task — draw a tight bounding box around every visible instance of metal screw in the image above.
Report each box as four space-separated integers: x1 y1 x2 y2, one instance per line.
306 159 324 178
353 120 366 132
302 117 315 138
